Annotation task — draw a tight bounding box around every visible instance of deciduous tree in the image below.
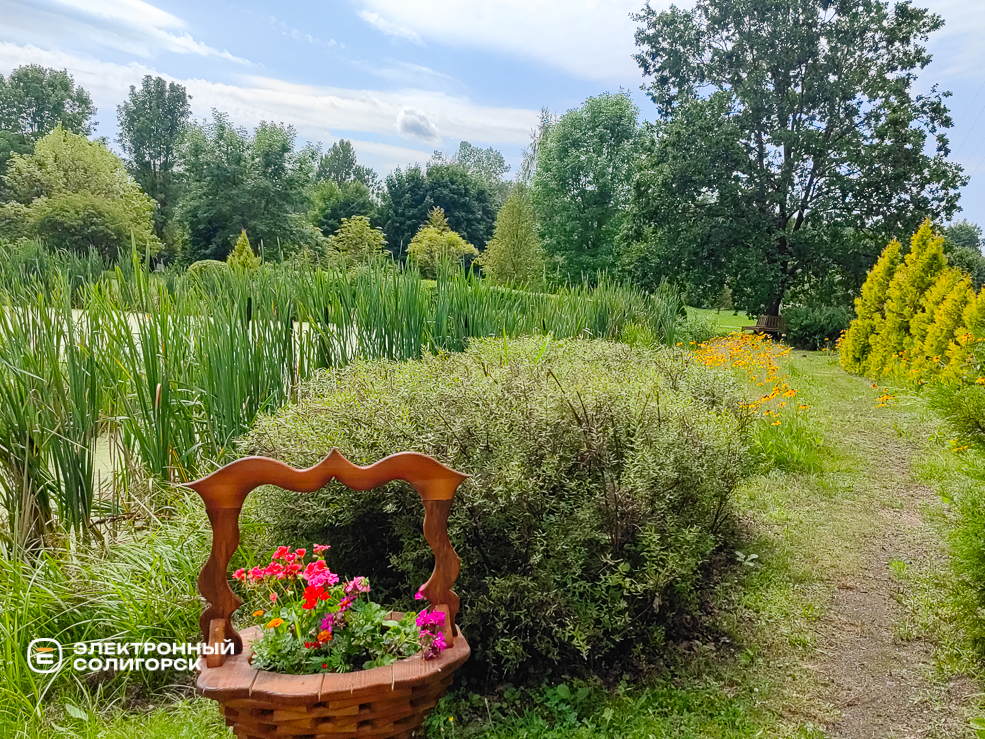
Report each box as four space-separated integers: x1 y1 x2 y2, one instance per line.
477 186 544 285
117 76 191 250
629 0 965 314
532 93 640 281
179 111 318 261
0 126 157 258
309 179 376 238
316 139 379 193
0 65 96 182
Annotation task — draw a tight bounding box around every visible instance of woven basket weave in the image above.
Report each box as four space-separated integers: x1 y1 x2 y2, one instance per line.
199 624 470 739
185 450 471 739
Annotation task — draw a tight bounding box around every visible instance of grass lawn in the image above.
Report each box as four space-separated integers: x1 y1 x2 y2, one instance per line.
688 306 750 333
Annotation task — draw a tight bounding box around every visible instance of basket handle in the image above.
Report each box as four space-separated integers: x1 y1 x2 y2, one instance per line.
185 449 467 664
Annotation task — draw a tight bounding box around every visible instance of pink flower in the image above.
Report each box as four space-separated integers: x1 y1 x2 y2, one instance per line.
248 567 264 581
269 592 278 603
294 548 306 558
303 560 339 588
344 577 370 596
414 590 425 601
272 546 290 561
433 632 447 651
313 544 331 554
232 568 246 581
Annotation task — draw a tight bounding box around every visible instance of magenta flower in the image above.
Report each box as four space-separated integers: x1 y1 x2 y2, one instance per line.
344 577 370 596
302 559 339 588
416 608 446 629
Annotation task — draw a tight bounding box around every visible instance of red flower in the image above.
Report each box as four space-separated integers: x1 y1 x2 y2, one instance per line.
302 585 328 610
272 546 290 561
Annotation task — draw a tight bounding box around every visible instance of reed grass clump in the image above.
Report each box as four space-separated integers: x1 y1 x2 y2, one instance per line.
0 252 690 556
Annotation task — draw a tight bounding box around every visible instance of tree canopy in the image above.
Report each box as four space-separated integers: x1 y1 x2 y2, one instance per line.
407 206 479 278
309 179 376 238
117 76 191 250
379 163 496 260
477 185 545 286
0 65 96 184
430 141 511 208
316 139 379 194
326 215 388 269
179 111 319 262
0 126 157 258
532 93 641 281
628 0 965 314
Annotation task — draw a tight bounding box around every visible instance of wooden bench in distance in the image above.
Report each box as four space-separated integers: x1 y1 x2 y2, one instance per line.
742 314 786 336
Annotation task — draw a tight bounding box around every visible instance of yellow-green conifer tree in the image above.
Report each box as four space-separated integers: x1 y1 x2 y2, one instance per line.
227 229 261 271
908 267 963 354
840 239 902 373
943 286 985 383
864 220 946 378
909 275 974 382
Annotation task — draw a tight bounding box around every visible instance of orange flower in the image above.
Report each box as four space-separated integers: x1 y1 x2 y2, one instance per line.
266 618 284 629
253 609 264 618
317 629 332 643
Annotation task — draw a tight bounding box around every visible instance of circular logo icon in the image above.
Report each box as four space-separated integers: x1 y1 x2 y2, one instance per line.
27 638 63 674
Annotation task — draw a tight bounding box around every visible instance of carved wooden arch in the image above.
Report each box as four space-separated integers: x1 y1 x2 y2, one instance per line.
185 448 467 661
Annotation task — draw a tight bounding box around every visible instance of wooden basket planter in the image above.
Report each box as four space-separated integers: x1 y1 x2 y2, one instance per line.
186 449 471 739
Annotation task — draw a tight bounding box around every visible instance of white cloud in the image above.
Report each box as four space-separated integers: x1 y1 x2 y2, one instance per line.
0 43 537 151
357 10 424 45
396 107 441 142
0 0 253 64
361 60 454 89
353 0 645 82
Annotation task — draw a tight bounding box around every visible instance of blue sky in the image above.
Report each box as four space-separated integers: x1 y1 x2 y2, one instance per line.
1 0 984 227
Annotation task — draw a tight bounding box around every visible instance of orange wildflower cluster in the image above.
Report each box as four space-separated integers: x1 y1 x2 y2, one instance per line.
950 438 970 453
693 332 805 420
871 384 897 408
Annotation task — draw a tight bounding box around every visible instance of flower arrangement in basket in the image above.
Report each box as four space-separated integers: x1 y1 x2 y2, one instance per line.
234 545 449 674
185 449 470 739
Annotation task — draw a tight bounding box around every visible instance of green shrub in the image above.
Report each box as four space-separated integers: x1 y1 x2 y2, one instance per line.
187 259 229 280
927 384 985 451
32 192 135 261
324 215 388 269
243 337 752 677
783 304 851 350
